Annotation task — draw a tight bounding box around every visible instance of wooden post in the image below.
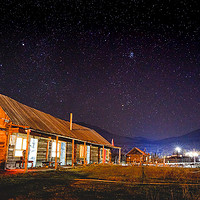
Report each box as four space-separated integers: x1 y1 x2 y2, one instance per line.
72 139 74 167
98 147 100 164
109 149 112 164
55 136 58 169
70 113 73 131
84 142 86 166
25 129 30 173
102 145 105 164
4 126 12 170
119 148 121 164
89 145 91 164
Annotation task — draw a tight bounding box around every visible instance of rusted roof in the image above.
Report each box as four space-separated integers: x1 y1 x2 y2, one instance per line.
126 147 147 155
0 94 111 147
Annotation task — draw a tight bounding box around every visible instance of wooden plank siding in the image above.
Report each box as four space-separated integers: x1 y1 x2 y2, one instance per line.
0 106 10 129
75 144 81 164
91 146 99 164
36 138 48 167
66 142 72 165
6 133 18 168
0 130 7 168
5 133 112 168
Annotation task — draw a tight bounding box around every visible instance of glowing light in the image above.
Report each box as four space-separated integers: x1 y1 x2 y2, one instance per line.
175 147 181 153
129 52 134 58
185 151 198 157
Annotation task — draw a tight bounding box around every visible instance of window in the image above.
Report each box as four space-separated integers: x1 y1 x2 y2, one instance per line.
51 141 60 157
79 145 84 158
15 137 27 157
10 135 16 145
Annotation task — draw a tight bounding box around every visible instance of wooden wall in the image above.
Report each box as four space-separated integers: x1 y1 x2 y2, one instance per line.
66 142 72 165
6 134 17 169
0 106 10 169
4 131 109 168
36 138 48 167
0 130 7 169
48 140 52 161
6 133 28 169
91 146 99 163
126 154 146 164
76 144 82 164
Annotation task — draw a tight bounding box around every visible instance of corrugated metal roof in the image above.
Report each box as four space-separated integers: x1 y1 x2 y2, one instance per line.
0 94 111 147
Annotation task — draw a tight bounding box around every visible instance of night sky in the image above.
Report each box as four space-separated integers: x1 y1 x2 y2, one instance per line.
1 1 200 139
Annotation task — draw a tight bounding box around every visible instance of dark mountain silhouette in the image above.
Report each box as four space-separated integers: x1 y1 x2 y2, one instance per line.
76 122 156 154
77 122 200 156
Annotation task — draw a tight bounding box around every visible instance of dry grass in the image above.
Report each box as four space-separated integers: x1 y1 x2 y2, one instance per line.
72 164 200 183
0 165 199 199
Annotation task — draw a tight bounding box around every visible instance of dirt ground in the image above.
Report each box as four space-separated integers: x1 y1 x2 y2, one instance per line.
0 165 199 200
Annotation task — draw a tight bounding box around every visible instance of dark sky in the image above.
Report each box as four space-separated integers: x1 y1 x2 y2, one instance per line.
0 1 200 139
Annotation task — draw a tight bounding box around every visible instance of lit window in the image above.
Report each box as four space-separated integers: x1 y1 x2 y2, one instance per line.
80 145 84 158
22 139 27 149
16 138 22 149
15 137 27 157
51 141 60 157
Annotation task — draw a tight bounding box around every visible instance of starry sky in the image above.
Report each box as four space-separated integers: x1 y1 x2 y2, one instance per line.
0 1 200 139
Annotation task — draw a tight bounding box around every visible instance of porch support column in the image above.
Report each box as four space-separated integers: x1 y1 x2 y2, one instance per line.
98 147 100 164
118 148 121 164
4 125 12 170
25 129 31 173
72 139 74 167
55 136 58 169
102 145 105 164
84 142 86 166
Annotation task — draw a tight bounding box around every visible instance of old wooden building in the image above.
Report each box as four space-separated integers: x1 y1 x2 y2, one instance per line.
0 94 119 171
126 147 149 165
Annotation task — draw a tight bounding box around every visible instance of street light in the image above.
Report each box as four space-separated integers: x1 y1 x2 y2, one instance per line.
186 151 198 165
175 147 181 165
175 147 181 153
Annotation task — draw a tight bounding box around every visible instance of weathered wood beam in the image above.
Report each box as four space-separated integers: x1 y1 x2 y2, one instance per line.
55 136 58 169
72 139 74 167
4 125 12 170
84 142 86 166
102 145 105 164
25 129 31 173
119 148 121 164
98 147 100 164
74 143 77 164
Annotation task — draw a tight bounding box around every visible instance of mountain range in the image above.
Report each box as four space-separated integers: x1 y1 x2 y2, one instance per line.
77 122 200 156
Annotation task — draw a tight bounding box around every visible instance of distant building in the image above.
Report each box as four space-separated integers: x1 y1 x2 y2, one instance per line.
165 154 199 163
126 147 149 164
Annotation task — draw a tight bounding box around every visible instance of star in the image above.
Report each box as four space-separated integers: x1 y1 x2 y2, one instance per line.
129 52 134 58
